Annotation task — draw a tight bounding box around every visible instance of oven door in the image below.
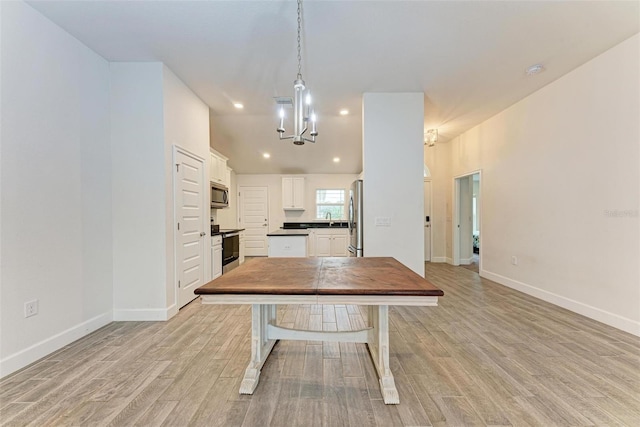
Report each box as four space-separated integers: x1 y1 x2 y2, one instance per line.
222 233 240 269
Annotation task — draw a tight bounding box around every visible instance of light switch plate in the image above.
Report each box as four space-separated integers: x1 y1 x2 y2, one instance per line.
375 217 391 227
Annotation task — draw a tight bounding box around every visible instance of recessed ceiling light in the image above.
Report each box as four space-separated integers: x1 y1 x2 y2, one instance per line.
233 103 244 109
263 153 271 159
525 64 545 76
339 109 349 116
333 157 340 163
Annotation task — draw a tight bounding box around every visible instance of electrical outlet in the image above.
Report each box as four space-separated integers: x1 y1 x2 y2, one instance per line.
511 256 518 266
24 299 38 318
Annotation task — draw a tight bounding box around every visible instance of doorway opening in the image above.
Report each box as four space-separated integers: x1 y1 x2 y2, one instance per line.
453 171 481 273
424 178 432 262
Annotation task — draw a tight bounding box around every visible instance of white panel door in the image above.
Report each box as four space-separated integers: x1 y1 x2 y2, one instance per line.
239 186 269 256
424 180 432 262
176 150 206 309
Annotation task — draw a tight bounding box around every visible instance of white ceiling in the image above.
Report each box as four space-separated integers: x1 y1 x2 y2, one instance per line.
27 1 639 174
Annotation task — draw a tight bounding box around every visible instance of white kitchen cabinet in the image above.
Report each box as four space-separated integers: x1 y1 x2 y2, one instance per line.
211 235 223 280
268 235 307 257
225 167 232 189
239 231 245 264
307 230 316 257
331 233 349 257
315 233 332 257
314 229 348 257
210 149 228 186
282 177 305 210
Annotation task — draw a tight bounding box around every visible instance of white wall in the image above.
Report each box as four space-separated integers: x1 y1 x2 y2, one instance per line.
110 63 167 320
235 174 358 230
162 66 210 312
424 142 451 263
363 93 425 275
0 1 112 376
444 34 640 335
111 63 210 320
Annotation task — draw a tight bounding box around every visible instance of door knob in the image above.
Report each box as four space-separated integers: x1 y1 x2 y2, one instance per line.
200 232 206 237
263 224 267 226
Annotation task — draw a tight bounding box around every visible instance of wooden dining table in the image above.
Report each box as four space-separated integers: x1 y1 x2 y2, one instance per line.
195 257 444 404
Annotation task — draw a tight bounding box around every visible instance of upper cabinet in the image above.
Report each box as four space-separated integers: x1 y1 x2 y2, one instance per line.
210 149 229 187
282 177 305 210
225 167 232 189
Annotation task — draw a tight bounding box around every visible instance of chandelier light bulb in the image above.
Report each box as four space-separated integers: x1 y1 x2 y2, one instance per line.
277 107 285 133
310 111 318 136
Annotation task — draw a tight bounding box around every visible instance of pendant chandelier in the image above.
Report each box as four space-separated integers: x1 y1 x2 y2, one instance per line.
276 0 317 145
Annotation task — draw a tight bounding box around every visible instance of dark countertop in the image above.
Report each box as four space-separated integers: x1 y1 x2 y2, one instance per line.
212 228 245 236
267 229 310 237
282 221 348 229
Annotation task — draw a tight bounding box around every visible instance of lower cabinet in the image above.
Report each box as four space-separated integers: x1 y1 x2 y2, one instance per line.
313 229 348 257
268 235 308 257
211 235 222 280
239 232 245 264
330 233 349 257
316 233 332 257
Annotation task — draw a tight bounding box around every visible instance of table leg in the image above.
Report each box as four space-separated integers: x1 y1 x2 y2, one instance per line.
367 305 399 404
240 304 277 394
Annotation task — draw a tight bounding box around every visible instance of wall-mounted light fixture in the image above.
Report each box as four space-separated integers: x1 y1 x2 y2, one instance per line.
424 129 438 147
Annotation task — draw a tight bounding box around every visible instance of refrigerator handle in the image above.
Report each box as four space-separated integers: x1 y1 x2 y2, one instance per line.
348 196 354 234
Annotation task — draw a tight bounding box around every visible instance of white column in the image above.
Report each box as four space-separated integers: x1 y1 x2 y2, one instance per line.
362 93 425 275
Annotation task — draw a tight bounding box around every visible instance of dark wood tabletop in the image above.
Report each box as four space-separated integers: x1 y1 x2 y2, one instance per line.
195 257 443 297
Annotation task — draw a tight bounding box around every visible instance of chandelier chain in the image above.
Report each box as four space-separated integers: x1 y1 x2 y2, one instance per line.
297 0 302 79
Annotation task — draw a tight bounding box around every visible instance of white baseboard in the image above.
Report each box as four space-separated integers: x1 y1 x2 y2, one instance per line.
446 257 454 265
481 269 640 337
429 257 447 263
166 304 178 319
460 257 473 265
113 306 176 321
0 311 113 378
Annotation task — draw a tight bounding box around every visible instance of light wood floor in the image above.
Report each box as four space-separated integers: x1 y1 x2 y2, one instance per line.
1 262 639 426
459 254 479 273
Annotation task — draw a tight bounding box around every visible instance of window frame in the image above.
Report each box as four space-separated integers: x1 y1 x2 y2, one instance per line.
315 188 346 220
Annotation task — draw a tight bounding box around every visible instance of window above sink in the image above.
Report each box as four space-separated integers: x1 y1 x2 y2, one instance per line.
316 189 345 220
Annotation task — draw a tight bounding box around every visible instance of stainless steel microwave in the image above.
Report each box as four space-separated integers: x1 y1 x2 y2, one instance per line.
211 182 229 209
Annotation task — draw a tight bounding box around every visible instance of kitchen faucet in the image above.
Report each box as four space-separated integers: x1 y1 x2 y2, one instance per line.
325 211 333 226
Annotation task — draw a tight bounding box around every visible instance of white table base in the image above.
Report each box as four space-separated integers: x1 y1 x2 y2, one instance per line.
242 303 398 403
200 295 439 404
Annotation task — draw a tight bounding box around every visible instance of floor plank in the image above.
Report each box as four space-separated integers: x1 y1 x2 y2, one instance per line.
1 262 639 427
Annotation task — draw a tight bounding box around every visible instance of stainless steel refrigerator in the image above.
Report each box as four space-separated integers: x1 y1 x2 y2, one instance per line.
348 179 363 257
